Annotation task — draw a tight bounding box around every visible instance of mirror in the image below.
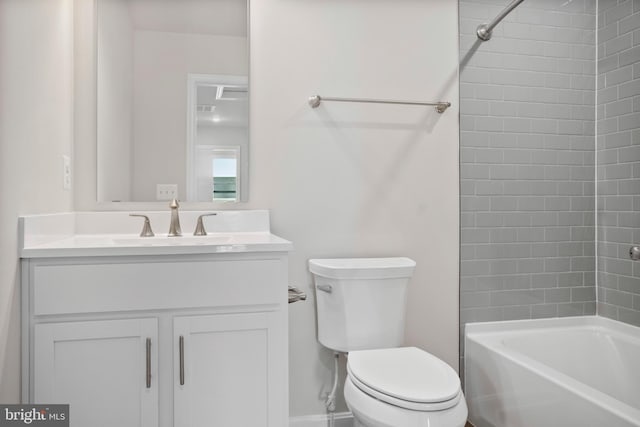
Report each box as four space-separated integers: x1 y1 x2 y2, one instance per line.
96 0 249 203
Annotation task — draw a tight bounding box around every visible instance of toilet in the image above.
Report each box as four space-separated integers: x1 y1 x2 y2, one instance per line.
309 257 468 427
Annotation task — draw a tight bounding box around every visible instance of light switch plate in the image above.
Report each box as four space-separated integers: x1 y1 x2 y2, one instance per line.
156 184 178 200
62 155 71 190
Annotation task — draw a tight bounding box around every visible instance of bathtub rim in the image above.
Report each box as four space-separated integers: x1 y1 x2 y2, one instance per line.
464 315 640 426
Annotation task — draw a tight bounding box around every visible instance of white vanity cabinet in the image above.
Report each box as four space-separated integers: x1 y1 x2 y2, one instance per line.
173 312 281 427
22 253 289 427
33 318 159 427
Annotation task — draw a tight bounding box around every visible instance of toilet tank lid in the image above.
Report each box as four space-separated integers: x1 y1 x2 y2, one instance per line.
308 257 416 279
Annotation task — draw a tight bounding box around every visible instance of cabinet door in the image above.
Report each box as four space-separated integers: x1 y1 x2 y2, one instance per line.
34 318 158 427
174 312 285 427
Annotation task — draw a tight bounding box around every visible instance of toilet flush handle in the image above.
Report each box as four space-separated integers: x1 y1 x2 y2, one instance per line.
316 284 332 293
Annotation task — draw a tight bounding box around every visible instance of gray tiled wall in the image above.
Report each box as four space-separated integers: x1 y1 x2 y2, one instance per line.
597 0 640 326
459 0 597 345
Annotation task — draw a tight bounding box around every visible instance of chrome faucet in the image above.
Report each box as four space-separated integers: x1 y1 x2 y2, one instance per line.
129 214 155 237
168 199 182 237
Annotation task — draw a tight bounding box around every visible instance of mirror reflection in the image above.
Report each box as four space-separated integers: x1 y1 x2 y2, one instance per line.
96 0 249 203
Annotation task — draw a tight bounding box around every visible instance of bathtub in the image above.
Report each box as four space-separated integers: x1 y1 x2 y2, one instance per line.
464 316 640 427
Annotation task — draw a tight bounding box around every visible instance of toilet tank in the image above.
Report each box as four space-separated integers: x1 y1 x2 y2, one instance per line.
309 257 416 353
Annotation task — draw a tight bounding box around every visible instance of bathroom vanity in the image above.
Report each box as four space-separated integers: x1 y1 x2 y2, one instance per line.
19 211 292 427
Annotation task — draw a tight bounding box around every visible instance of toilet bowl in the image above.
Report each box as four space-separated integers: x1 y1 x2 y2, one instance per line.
345 347 468 427
309 258 468 427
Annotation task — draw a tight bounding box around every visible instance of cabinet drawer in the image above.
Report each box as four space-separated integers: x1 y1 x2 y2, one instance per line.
32 259 283 315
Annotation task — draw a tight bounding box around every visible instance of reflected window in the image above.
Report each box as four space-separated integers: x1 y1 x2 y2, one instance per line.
212 154 238 201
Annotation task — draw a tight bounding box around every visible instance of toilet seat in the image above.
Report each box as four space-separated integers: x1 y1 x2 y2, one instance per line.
347 347 462 411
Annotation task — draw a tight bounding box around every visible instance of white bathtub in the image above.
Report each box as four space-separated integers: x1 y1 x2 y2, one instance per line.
465 316 640 427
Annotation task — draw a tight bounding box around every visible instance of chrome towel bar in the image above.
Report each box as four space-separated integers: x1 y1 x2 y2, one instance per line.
308 95 451 113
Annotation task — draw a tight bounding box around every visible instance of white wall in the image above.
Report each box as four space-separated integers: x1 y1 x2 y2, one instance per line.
97 0 134 202
249 0 460 416
0 0 74 401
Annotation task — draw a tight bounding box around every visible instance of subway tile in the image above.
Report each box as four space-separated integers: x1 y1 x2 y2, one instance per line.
518 228 546 242
461 164 490 179
606 98 634 118
619 179 640 194
619 307 640 326
545 165 572 180
619 145 640 162
545 196 571 210
619 275 640 293
558 302 588 316
605 288 635 308
619 11 640 34
532 304 559 318
558 242 585 256
491 196 519 211
619 211 640 226
488 133 518 148
619 112 640 131
461 196 491 213
571 166 595 180
605 33 633 55
491 289 545 306
461 99 490 115
460 115 476 131
475 181 504 195
502 305 532 320
490 260 519 275
545 287 572 303
605 0 634 26
532 119 559 134
559 212 587 225
558 272 585 287
490 165 519 179
476 117 504 132
619 79 640 100
518 259 545 273
475 84 506 100
504 118 533 133
462 67 492 83
620 45 640 67
475 212 504 227
460 260 492 276
490 228 519 243
504 212 533 226
571 256 596 271
461 291 492 308
459 0 640 328
531 273 559 288
545 42 574 58
518 134 546 148
605 65 633 87
603 131 632 149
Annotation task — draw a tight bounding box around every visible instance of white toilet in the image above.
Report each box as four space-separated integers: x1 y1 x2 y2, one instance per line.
309 257 468 427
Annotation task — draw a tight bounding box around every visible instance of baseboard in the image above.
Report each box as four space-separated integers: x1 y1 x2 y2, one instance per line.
289 412 354 427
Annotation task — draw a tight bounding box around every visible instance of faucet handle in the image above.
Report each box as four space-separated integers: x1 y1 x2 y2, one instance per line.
129 214 155 237
193 213 218 236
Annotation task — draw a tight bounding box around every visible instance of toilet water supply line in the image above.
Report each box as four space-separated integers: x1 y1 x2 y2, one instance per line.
326 352 341 425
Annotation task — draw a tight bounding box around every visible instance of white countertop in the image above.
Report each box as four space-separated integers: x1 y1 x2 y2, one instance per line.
19 211 293 258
